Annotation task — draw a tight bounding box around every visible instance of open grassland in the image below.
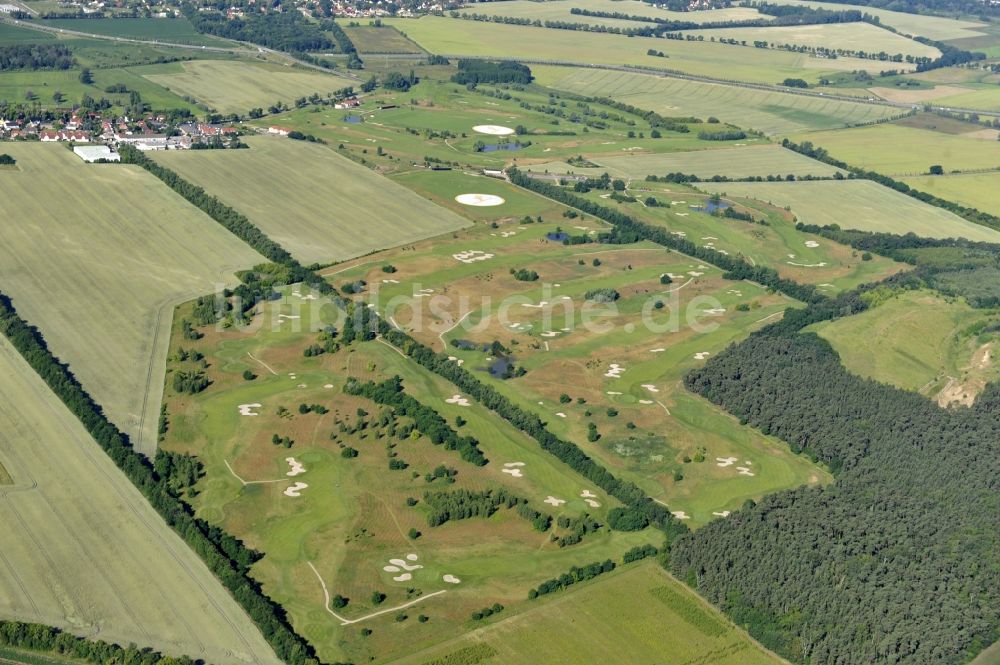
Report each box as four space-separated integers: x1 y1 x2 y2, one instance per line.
0 21 55 42
587 144 844 179
259 78 729 174
0 143 262 455
161 287 662 664
456 0 764 25
39 16 233 46
808 290 1000 406
759 0 988 41
386 16 886 84
700 179 1000 242
534 66 905 135
391 562 781 665
342 25 425 53
0 65 197 112
142 60 355 115
0 336 279 665
901 173 1000 217
153 136 471 265
328 217 831 526
790 124 1000 174
932 84 1000 112
680 22 940 59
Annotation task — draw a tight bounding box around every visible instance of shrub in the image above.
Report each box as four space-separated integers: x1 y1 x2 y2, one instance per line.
607 506 650 531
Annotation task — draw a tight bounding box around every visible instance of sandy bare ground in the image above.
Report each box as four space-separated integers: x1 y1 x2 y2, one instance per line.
936 342 994 407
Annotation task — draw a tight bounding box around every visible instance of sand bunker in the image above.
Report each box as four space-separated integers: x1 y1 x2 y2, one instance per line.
521 301 549 309
688 271 704 277
502 468 524 478
672 511 691 520
607 391 622 395
473 124 514 135
604 363 625 378
556 412 567 418
716 457 738 467
544 496 566 507
285 457 306 477
384 557 423 573
447 355 466 366
639 399 653 405
581 490 597 498
702 308 726 315
541 331 559 337
456 193 506 207
650 348 666 353
324 384 334 389
277 313 300 320
804 240 820 248
393 573 412 582
712 510 731 517
446 394 471 407
382 278 400 284
694 352 711 360
283 482 308 497
737 466 755 477
238 403 262 416
443 574 461 584
641 384 659 393
454 249 495 263
584 499 601 508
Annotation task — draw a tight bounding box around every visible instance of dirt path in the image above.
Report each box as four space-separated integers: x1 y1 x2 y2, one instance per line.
307 562 447 626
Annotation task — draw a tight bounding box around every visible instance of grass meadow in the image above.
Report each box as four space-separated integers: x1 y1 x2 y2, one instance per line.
0 21 56 43
534 66 905 135
387 16 884 85
0 143 263 454
808 290 1000 405
699 179 1000 242
152 136 471 265
789 123 1000 175
586 144 844 179
39 16 233 46
161 287 662 664
390 562 782 665
901 173 1000 218
342 25 425 53
141 60 356 115
456 0 764 26
0 336 279 665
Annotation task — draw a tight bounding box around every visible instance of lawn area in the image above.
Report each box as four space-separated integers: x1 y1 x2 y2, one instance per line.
680 22 940 59
586 144 844 179
699 179 1000 242
152 136 471 265
389 561 783 665
901 172 1000 218
535 66 906 135
39 16 233 46
789 123 1000 175
0 142 263 455
0 336 278 665
160 286 663 664
386 16 882 85
342 25 424 53
808 290 1000 405
141 60 355 115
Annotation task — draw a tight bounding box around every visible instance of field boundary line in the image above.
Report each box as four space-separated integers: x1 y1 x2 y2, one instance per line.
307 562 447 625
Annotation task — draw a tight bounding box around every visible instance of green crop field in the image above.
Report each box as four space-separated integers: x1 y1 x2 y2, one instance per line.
901 173 1000 218
386 16 885 85
759 0 988 41
535 66 906 135
342 25 425 53
455 0 764 26
0 21 55 43
391 562 782 665
808 290 1000 405
789 124 1000 175
585 144 844 179
0 143 263 455
160 285 663 664
699 179 1000 242
141 60 356 115
39 16 233 46
932 84 1000 112
0 336 279 665
681 22 940 59
152 136 471 265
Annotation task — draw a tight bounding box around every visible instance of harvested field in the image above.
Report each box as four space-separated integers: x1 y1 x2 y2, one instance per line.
0 142 262 455
152 136 471 265
0 335 279 664
590 144 843 179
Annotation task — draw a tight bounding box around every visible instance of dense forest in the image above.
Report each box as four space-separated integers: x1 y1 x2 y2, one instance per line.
672 322 1000 663
451 59 533 85
0 44 74 71
183 7 338 52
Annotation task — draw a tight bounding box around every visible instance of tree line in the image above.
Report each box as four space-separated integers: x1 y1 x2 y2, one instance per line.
451 59 533 85
0 620 197 665
0 44 74 71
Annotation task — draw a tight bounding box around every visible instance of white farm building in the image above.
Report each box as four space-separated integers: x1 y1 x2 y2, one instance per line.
73 145 120 163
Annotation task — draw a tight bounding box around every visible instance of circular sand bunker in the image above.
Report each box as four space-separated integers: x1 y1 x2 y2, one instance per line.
473 124 515 136
456 193 505 207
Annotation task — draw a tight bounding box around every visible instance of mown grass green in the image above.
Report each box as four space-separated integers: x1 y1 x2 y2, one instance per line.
535 66 905 135
0 142 263 454
700 179 1000 242
152 136 471 265
0 336 278 665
